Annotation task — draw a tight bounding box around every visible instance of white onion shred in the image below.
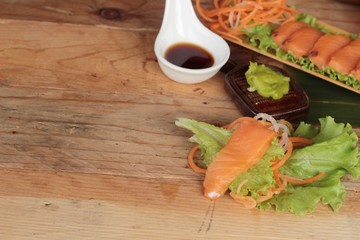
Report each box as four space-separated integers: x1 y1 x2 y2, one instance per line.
229 10 241 29
254 113 279 132
278 132 290 151
229 1 263 30
254 113 290 151
277 123 291 135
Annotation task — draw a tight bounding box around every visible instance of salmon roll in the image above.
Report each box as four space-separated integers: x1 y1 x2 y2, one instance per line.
282 26 324 59
328 38 360 75
271 20 308 46
308 34 352 69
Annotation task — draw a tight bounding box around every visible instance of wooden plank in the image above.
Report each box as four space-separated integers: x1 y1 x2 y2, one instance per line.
287 0 360 32
0 19 239 177
0 168 359 239
0 1 359 239
0 19 232 101
0 0 163 30
0 0 358 33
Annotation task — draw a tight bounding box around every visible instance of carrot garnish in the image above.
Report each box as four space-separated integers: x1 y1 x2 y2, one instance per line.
271 141 293 170
230 193 258 208
272 168 283 187
230 179 258 208
289 136 313 147
278 119 294 133
256 190 275 203
195 0 299 41
279 172 325 184
187 145 207 174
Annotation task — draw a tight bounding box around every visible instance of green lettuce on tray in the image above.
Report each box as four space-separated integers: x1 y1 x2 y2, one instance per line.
243 14 360 90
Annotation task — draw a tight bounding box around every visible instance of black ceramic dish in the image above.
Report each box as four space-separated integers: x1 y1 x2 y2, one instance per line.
224 63 310 120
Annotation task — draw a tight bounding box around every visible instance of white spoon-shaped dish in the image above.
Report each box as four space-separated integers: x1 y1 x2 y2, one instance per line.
154 0 230 84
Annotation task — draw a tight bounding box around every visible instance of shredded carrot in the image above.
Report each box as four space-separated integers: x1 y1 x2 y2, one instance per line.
273 179 287 194
187 145 207 174
289 136 313 147
256 190 274 203
271 142 293 194
271 141 293 170
272 168 283 187
229 178 257 208
230 193 258 208
279 172 325 184
195 0 299 42
278 119 294 133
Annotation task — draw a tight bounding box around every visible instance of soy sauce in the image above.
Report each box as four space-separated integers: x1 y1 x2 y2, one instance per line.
164 43 214 69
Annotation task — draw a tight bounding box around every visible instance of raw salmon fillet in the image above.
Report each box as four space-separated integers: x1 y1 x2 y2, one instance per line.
309 34 352 69
271 20 308 46
328 38 360 75
351 61 360 81
203 117 277 199
282 26 324 59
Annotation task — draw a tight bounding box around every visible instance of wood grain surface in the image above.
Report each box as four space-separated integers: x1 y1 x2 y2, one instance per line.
0 0 359 239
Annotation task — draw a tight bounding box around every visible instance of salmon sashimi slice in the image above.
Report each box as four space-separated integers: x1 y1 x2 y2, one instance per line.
271 20 308 47
328 38 360 75
282 26 324 59
308 34 352 69
351 61 360 81
203 117 277 199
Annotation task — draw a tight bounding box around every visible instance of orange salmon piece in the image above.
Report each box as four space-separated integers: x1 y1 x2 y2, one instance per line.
203 117 277 199
282 26 324 59
271 21 308 46
309 34 352 69
351 61 360 81
328 38 360 75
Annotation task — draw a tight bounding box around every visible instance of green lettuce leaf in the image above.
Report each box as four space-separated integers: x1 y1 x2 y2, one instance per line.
244 24 279 54
267 117 360 215
176 116 360 215
229 141 284 199
283 117 359 180
259 169 348 214
175 118 231 166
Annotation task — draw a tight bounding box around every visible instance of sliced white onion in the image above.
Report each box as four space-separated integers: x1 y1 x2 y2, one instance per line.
278 131 290 151
277 123 291 135
229 11 234 29
254 113 290 151
229 10 241 29
254 113 279 132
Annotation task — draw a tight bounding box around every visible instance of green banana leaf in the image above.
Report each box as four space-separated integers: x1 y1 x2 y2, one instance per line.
226 44 360 127
285 66 360 127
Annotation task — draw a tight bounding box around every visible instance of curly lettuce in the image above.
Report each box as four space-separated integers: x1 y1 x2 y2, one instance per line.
175 118 232 166
176 116 360 215
260 117 359 214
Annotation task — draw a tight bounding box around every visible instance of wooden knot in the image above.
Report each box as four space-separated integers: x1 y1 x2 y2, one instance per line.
98 8 125 20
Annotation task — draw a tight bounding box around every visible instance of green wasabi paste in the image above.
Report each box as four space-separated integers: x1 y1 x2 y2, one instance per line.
245 62 290 100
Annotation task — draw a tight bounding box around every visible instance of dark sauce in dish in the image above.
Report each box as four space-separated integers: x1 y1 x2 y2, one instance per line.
165 43 214 69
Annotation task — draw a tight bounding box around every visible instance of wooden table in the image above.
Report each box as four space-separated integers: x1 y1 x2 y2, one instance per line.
0 0 359 239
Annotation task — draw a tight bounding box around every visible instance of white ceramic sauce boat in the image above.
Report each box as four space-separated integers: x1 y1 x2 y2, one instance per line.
154 0 230 84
